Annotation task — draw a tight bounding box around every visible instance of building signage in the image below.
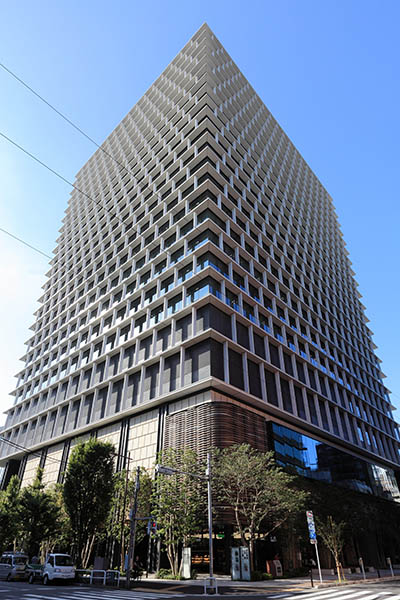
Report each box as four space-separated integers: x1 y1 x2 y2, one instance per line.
306 510 317 541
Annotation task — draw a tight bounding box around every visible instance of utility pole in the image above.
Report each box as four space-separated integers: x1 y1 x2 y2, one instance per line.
206 452 214 582
126 466 140 589
155 452 216 593
119 452 131 570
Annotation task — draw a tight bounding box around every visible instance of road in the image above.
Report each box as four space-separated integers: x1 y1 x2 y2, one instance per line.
1 581 400 599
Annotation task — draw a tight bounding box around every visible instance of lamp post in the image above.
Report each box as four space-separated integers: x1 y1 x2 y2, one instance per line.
126 466 140 589
155 451 216 593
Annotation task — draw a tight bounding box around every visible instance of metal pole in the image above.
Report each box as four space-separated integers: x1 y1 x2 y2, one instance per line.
126 466 140 589
387 557 394 578
119 453 130 570
314 542 323 583
206 452 214 586
359 557 366 579
146 531 152 578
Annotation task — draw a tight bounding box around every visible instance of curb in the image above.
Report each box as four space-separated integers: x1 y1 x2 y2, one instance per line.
314 575 400 589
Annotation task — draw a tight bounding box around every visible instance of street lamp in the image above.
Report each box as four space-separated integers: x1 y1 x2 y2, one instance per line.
155 451 216 594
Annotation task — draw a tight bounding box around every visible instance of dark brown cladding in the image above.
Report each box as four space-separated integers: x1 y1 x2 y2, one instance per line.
163 394 269 458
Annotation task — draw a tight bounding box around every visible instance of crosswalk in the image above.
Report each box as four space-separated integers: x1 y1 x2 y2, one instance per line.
273 587 400 600
0 587 181 600
2 584 400 600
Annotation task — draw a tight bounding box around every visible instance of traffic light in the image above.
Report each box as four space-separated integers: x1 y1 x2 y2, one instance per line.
147 519 157 535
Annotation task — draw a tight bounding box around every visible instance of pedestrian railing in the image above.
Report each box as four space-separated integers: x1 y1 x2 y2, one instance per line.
203 576 218 595
75 569 120 587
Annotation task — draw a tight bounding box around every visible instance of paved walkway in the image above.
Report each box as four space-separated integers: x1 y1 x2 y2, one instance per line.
127 570 400 595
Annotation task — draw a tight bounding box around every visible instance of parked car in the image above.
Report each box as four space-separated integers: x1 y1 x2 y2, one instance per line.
27 553 75 585
0 552 29 581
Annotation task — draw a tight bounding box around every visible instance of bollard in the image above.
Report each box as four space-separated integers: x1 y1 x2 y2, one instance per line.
387 557 394 578
359 557 366 580
309 568 314 588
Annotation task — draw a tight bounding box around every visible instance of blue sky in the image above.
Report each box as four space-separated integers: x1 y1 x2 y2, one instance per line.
0 0 399 422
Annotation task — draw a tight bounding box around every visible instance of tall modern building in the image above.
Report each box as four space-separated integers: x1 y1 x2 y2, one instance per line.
1 24 399 508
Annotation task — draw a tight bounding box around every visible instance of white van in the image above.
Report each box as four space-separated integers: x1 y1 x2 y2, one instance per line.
0 552 29 581
42 554 75 585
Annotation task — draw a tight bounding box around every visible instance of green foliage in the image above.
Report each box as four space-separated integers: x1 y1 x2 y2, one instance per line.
316 515 346 579
152 448 206 576
63 438 115 567
156 568 184 580
104 467 152 568
213 444 308 569
0 475 21 552
19 467 61 557
43 483 73 555
251 570 274 580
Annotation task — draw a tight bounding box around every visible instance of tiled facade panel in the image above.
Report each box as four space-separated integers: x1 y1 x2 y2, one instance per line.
41 443 63 486
21 454 41 488
1 24 399 480
126 409 159 470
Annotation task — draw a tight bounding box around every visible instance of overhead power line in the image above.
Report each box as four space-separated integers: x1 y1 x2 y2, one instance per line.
0 226 52 259
0 130 128 230
0 434 132 465
0 61 136 179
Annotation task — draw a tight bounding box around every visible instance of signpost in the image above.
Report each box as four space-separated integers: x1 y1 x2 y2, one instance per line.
306 511 322 583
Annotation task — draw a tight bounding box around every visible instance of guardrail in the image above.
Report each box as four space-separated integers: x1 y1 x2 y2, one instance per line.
203 576 218 595
75 569 120 587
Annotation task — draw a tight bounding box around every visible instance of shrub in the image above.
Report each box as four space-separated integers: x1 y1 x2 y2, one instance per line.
252 570 274 581
156 568 183 580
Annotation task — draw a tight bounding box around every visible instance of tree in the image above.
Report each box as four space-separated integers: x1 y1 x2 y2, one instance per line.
63 438 115 567
152 448 206 576
19 467 61 558
40 483 73 559
0 475 21 552
213 444 308 570
317 515 346 582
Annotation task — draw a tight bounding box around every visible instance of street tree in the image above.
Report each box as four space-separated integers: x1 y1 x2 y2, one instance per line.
63 438 115 567
213 444 308 570
316 515 346 581
152 447 206 576
19 467 61 558
40 483 73 559
0 475 21 552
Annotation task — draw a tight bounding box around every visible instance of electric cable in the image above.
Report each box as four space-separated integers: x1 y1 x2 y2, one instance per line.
0 128 150 264
0 434 133 465
0 226 52 259
0 131 127 229
0 61 137 179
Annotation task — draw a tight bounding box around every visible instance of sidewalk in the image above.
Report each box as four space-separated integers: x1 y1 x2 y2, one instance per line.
124 570 400 595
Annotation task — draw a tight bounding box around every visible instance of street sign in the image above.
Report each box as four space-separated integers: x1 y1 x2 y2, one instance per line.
155 464 176 476
306 510 317 540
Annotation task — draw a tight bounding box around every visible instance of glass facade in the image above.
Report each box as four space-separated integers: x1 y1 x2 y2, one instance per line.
272 422 400 502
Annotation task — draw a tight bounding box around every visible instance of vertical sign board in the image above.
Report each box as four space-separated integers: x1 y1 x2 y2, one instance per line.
231 548 241 581
231 546 251 581
306 510 317 541
181 547 191 579
240 546 251 581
